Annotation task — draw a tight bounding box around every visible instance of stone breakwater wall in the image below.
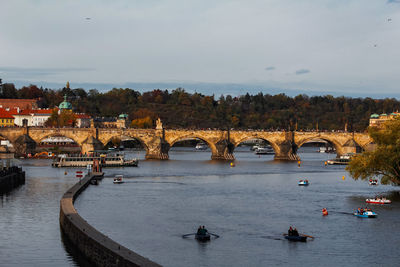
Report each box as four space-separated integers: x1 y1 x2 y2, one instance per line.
0 166 25 193
59 174 161 267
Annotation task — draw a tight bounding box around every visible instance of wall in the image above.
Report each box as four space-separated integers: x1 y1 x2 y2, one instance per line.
0 166 25 193
59 174 161 267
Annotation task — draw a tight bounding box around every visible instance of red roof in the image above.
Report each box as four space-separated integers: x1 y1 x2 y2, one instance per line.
75 113 91 119
12 108 54 116
32 109 53 115
0 108 15 119
0 99 38 110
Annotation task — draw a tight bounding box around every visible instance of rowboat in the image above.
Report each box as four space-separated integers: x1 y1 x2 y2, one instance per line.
354 210 377 218
298 180 309 186
195 233 211 241
283 234 307 242
366 198 391 204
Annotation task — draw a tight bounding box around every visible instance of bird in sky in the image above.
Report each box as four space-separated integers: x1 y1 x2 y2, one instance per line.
85 17 91 20
388 18 392 22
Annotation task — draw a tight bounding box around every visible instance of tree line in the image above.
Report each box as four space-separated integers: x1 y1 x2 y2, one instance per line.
1 83 400 131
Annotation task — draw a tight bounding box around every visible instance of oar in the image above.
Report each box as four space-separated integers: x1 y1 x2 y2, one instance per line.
209 232 220 238
182 233 196 238
300 234 314 239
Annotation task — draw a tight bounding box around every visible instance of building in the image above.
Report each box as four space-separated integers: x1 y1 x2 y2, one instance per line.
75 113 92 128
369 112 400 127
0 108 15 127
11 109 53 127
93 113 128 128
58 95 72 111
0 99 39 110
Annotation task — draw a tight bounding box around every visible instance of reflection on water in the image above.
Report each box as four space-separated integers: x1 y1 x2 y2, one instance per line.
1 147 399 267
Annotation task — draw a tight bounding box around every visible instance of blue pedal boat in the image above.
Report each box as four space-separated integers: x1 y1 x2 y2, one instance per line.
298 180 309 186
354 210 377 218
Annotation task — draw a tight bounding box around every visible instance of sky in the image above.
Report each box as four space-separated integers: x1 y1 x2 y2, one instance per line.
1 0 400 97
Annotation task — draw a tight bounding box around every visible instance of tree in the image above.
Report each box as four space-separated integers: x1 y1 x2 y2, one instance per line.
346 117 400 185
45 109 76 127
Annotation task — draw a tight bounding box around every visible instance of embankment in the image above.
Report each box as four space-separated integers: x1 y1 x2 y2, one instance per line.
0 166 25 193
60 174 161 267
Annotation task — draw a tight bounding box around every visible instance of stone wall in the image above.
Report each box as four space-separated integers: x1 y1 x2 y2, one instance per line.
60 174 161 267
0 166 25 194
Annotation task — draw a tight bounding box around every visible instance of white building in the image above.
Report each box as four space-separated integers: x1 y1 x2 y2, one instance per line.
11 109 53 126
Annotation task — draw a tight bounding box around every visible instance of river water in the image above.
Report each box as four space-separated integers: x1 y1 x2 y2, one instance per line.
1 147 400 266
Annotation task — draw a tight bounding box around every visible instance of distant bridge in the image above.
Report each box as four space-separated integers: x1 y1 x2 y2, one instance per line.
0 127 374 161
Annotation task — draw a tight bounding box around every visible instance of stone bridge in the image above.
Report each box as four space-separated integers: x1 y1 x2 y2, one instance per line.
0 127 374 161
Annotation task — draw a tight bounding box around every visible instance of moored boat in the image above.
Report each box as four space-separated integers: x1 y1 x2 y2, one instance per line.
113 175 124 184
298 179 309 186
366 197 391 204
327 154 354 165
254 146 274 155
195 142 208 150
354 208 377 218
52 152 138 168
283 234 307 242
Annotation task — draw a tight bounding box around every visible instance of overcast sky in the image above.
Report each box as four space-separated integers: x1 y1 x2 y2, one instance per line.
1 0 399 97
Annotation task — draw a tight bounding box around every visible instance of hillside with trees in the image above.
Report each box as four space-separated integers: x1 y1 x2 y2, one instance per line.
1 83 400 131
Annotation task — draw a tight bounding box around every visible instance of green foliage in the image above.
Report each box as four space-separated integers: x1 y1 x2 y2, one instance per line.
4 83 400 131
346 118 400 185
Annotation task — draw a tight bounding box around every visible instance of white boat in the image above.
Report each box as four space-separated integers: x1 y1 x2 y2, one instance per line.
113 175 124 184
366 197 391 204
254 146 274 155
327 154 352 165
318 147 327 153
195 142 208 150
52 152 138 168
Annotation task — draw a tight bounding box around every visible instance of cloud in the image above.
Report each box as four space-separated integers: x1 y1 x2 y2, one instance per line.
264 66 275 71
295 69 311 75
0 66 94 78
387 0 400 3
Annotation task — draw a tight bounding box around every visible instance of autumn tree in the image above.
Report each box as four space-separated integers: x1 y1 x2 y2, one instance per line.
346 117 400 185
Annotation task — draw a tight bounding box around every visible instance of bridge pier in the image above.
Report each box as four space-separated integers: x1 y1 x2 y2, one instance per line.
211 139 235 160
81 136 104 155
273 140 300 161
14 134 36 157
145 137 170 160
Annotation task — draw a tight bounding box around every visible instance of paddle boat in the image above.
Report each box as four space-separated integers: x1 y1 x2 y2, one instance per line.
369 179 378 185
298 179 309 186
354 208 377 218
113 175 124 184
283 234 307 242
366 197 391 204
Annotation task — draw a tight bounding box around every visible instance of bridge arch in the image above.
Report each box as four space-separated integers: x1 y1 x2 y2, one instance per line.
168 134 217 155
295 134 360 156
118 134 150 153
34 133 82 147
232 136 280 155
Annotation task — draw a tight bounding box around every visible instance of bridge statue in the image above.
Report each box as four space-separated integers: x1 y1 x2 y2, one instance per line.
0 126 374 161
156 118 163 130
